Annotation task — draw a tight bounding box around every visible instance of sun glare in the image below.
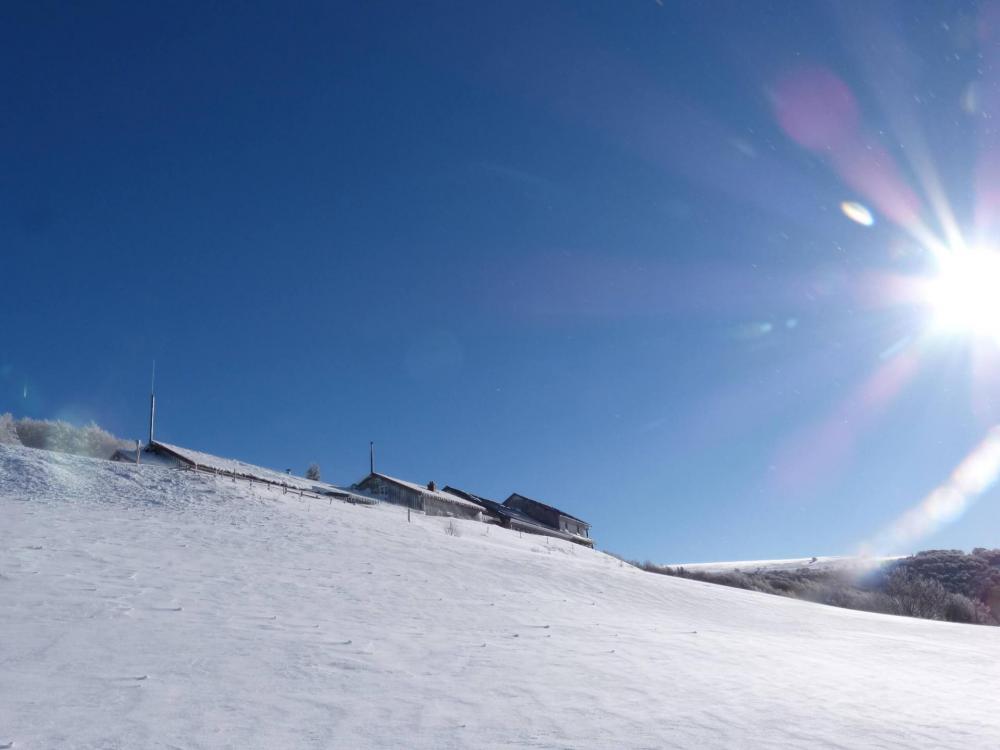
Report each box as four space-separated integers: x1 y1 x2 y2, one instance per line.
926 247 1000 340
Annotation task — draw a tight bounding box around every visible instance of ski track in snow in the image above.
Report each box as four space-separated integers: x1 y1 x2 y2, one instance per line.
2 444 1000 749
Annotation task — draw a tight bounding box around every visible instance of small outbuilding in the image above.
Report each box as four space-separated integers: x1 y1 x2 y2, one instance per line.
354 472 483 521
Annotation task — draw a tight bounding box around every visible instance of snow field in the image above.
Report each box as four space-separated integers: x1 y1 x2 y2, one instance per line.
3 444 1000 749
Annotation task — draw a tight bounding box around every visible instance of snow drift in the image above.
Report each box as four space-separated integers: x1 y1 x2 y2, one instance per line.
3 444 1000 749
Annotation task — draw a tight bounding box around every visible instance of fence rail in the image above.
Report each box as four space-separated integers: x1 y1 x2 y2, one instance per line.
180 463 379 506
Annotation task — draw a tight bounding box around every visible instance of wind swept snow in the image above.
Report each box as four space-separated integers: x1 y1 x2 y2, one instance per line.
3 444 1000 749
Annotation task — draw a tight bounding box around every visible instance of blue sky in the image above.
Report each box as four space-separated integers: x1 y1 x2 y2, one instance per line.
5 1 1000 562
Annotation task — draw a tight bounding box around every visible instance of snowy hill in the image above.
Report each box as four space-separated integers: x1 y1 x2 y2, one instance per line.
3 445 1000 749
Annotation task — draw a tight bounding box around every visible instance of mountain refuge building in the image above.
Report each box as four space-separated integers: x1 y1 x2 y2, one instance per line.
354 472 483 521
442 486 594 547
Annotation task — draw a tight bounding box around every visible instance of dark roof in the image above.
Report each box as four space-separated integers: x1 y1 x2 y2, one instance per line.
441 487 514 517
442 486 506 514
441 486 489 503
445 486 592 545
505 492 589 526
444 486 522 519
443 486 569 530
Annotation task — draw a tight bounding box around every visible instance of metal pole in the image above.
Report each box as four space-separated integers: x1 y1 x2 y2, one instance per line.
148 360 156 447
148 393 156 446
370 441 375 474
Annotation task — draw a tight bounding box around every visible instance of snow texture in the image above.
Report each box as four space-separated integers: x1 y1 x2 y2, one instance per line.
3 444 1000 749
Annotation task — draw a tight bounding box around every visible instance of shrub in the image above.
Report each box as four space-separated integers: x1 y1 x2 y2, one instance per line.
884 570 951 620
305 463 321 481
943 593 986 624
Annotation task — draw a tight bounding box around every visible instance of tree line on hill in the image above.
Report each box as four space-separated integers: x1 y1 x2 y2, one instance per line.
635 550 1000 625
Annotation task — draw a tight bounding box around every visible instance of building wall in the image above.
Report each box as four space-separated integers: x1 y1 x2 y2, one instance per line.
559 515 589 538
423 494 482 522
357 476 424 510
505 495 592 544
358 476 482 521
147 444 196 469
505 496 560 529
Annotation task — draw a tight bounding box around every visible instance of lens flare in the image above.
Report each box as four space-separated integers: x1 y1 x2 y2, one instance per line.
860 426 1000 555
764 8 1000 553
841 200 874 226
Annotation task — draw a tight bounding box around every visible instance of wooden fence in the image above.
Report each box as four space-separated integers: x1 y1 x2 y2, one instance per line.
181 462 379 506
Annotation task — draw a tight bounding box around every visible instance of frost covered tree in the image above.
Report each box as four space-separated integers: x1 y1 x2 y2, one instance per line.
7 415 128 458
305 463 321 481
0 413 21 445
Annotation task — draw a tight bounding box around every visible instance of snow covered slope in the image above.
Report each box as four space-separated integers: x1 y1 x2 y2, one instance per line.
3 444 1000 749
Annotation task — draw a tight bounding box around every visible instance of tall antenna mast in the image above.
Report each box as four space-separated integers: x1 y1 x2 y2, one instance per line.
148 360 156 447
370 441 375 475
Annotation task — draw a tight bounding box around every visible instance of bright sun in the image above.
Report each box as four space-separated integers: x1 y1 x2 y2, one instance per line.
926 247 1000 340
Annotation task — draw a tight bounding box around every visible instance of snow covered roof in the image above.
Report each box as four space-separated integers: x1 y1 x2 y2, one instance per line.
150 441 369 501
364 473 483 511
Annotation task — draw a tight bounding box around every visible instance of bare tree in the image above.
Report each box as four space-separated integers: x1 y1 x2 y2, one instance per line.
305 463 321 481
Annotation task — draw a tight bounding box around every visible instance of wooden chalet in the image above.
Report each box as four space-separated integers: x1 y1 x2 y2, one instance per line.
354 472 483 521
